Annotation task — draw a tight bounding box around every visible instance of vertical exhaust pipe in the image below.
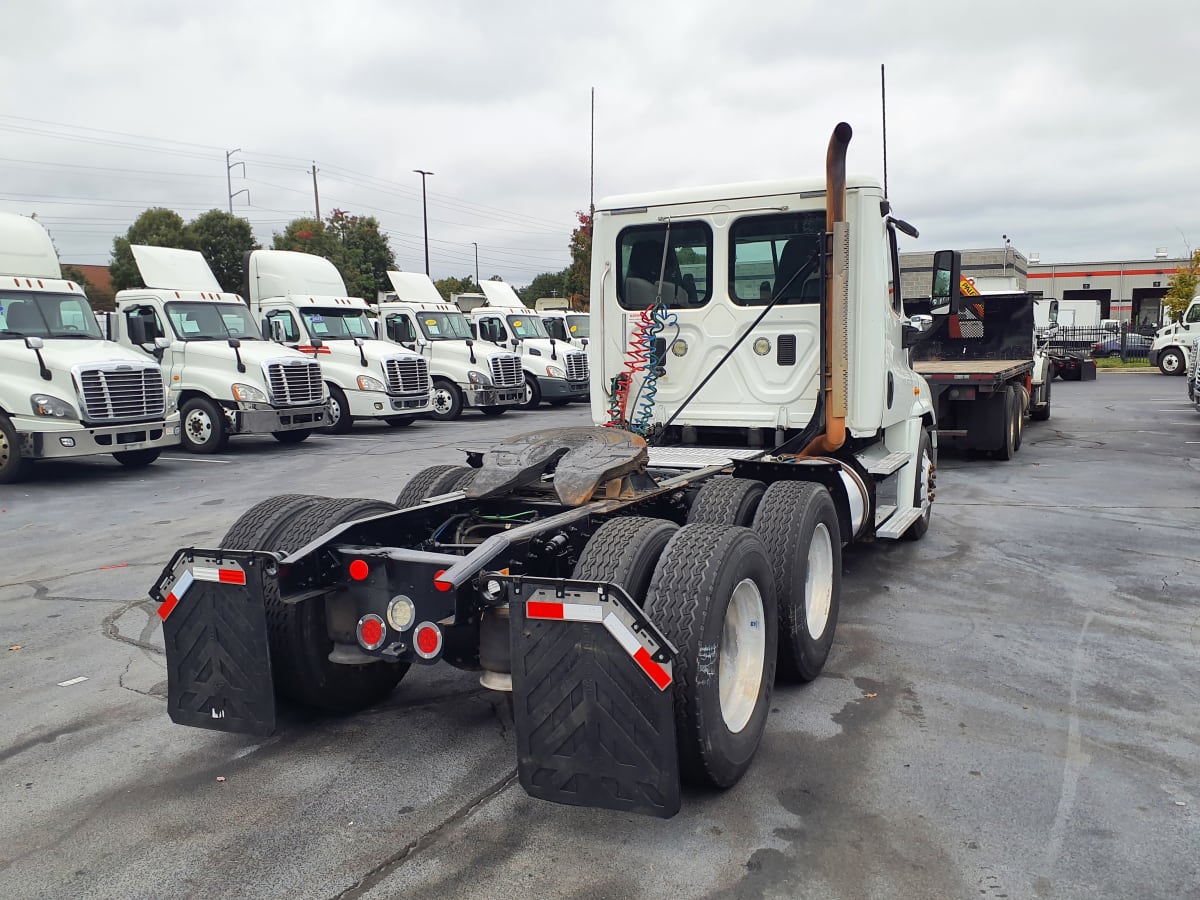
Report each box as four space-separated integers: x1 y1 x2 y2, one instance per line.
803 122 852 456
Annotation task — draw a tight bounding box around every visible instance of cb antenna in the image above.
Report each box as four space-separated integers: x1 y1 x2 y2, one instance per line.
881 63 889 200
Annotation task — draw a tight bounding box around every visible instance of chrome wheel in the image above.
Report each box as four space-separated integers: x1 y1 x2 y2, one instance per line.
804 523 834 639
432 387 454 415
718 577 767 734
0 427 12 469
328 396 343 427
184 407 213 444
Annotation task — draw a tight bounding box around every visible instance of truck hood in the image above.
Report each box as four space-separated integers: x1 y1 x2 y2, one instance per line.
517 338 579 361
318 340 423 365
178 340 309 369
0 338 162 410
0 337 156 368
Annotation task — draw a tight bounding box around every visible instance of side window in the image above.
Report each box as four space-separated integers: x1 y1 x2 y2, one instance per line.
124 305 165 342
263 310 299 342
729 211 825 306
887 223 903 315
386 314 417 343
617 221 712 310
479 317 503 343
1186 304 1200 325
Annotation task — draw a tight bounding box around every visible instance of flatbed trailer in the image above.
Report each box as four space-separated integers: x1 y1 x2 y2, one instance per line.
909 292 1049 458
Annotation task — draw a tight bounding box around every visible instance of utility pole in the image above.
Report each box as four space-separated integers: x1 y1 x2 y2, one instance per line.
311 163 321 220
226 149 248 213
1002 234 1011 277
471 242 479 286
413 169 434 276
589 87 595 224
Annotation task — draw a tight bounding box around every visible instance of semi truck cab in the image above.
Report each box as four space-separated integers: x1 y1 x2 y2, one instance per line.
1149 298 1200 375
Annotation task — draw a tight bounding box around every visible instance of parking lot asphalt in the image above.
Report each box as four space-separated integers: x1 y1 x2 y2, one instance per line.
1 380 1198 900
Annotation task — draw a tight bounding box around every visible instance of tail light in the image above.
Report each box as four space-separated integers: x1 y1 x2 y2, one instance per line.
357 614 387 651
413 622 443 660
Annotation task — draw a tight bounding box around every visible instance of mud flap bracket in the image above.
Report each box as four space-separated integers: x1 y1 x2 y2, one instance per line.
152 549 278 737
503 575 681 818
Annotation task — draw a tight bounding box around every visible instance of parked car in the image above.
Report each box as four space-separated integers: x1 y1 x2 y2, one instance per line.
1090 333 1153 358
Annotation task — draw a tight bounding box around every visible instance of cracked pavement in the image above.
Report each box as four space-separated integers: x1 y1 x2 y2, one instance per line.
1 382 1198 899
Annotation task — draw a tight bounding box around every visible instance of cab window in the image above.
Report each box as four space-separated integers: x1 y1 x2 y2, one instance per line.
617 221 712 310
263 309 300 342
124 305 166 342
386 314 417 343
478 317 506 343
729 211 825 306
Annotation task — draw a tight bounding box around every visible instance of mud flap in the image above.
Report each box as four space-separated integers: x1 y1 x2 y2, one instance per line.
505 576 680 818
151 549 277 737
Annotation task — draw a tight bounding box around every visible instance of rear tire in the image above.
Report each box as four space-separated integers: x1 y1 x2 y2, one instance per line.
395 464 468 508
572 516 679 600
996 389 1018 460
643 524 778 788
113 448 161 468
478 405 508 417
384 416 414 427
548 399 572 407
272 430 311 444
254 497 406 712
752 481 841 682
686 478 766 526
0 412 30 484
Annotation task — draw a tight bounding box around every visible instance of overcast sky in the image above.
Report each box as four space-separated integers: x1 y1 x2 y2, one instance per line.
2 0 1198 287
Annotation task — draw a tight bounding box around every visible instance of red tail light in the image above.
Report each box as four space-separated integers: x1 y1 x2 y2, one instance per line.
413 622 443 659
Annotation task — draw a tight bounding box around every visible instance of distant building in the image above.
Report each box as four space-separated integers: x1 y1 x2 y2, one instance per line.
61 263 114 309
901 248 1188 325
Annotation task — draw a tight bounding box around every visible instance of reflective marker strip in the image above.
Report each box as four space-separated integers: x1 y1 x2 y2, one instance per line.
192 566 247 585
526 601 671 690
157 569 195 621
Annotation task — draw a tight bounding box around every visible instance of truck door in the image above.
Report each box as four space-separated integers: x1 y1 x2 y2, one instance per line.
263 309 301 346
384 313 419 350
478 314 508 347
122 303 166 354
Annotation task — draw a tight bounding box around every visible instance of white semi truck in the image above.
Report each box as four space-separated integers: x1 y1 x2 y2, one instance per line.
0 213 180 483
375 271 524 420
109 246 329 453
1148 297 1200 376
152 122 953 818
244 250 433 430
455 280 590 409
540 309 590 350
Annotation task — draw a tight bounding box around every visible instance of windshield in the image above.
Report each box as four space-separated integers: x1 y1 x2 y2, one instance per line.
0 291 103 340
566 314 590 338
300 308 374 340
507 314 549 339
165 301 259 341
543 316 569 342
418 311 473 341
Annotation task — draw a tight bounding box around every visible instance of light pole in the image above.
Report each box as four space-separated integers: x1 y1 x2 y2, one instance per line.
471 242 479 287
413 169 434 276
1002 234 1011 277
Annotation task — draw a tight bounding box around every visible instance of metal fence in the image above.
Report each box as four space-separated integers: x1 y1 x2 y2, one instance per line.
1038 325 1153 363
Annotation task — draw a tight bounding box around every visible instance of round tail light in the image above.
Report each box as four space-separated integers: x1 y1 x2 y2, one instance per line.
413 622 443 660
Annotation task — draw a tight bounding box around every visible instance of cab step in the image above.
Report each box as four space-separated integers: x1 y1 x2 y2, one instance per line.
875 506 924 540
864 451 910 477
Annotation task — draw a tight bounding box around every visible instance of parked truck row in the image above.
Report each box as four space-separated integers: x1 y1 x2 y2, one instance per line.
0 213 591 481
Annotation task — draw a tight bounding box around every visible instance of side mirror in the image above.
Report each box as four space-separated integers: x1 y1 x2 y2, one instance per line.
128 316 147 345
581 337 589 348
353 336 365 347
227 337 241 349
24 336 44 350
931 249 963 315
153 336 171 356
465 338 474 347
270 320 286 342
1048 299 1059 326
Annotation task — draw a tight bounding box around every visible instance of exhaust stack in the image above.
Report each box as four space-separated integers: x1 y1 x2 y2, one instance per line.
803 122 852 456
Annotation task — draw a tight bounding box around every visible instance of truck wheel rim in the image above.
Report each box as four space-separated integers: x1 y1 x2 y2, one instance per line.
1164 353 1180 373
185 408 212 444
718 577 767 734
805 523 834 639
433 387 454 415
329 397 342 425
523 382 534 404
0 429 11 468
917 448 933 518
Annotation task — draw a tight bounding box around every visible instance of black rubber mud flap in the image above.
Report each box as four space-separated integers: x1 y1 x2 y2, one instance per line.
506 576 681 818
151 549 278 737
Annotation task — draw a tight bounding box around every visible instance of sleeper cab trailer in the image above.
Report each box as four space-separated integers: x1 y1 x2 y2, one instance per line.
150 123 950 818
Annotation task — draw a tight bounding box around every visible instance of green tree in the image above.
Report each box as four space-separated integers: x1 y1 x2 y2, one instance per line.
273 210 396 301
520 270 567 305
564 210 592 308
185 209 260 294
1164 249 1199 322
109 208 188 291
433 275 478 301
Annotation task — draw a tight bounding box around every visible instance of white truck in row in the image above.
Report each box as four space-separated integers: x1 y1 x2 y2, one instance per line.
375 272 525 420
244 250 434 430
1148 297 1200 376
107 247 330 453
0 213 180 483
453 281 590 408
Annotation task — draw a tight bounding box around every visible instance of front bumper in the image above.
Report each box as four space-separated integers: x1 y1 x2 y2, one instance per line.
538 377 590 401
346 388 434 418
17 414 182 460
229 402 330 435
465 384 525 408
1148 349 1160 366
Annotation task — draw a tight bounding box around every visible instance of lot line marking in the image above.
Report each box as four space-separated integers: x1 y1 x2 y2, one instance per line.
57 676 89 687
318 436 384 442
160 456 233 464
1156 409 1194 412
1043 612 1093 875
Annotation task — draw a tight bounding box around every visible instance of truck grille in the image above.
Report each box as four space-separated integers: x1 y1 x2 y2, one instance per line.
265 360 323 406
488 354 524 388
384 356 430 395
76 364 166 423
565 351 589 382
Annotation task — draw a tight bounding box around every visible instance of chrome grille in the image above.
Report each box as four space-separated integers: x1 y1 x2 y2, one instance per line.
384 356 430 395
488 354 524 388
565 351 589 382
265 359 323 406
76 364 166 423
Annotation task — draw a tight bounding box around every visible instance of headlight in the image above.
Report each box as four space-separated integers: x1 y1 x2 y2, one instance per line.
467 370 492 386
357 375 385 392
545 365 565 378
231 383 268 403
30 394 78 420
165 391 179 414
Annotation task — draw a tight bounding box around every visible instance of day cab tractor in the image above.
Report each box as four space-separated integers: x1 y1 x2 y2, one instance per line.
150 123 956 818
